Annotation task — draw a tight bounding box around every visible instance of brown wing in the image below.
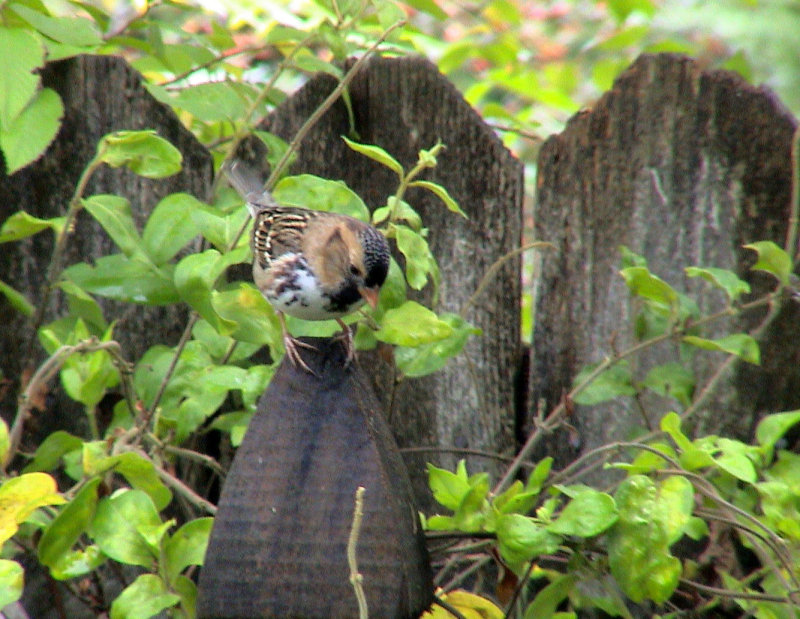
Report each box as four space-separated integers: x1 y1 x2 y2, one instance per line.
252 206 320 269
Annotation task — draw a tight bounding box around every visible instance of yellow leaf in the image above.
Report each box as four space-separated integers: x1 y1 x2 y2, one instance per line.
421 589 504 619
0 473 65 543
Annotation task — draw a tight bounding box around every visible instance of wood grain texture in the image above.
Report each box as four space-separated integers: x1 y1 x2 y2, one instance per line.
196 337 433 618
0 54 213 618
531 53 800 471
0 54 212 447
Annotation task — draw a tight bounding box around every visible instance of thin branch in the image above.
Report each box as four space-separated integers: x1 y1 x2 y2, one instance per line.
460 241 553 318
6 339 130 471
146 435 227 480
494 289 781 494
400 445 520 466
143 313 198 428
347 486 368 619
785 124 800 264
680 578 797 604
25 155 105 363
145 454 217 515
159 47 268 87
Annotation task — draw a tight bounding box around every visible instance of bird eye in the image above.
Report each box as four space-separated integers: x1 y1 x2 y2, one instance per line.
349 264 361 277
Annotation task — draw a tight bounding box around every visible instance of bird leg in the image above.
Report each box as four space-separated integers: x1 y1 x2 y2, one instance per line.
334 319 356 366
277 312 316 374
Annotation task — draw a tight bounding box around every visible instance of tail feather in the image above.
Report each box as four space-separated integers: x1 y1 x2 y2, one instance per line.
221 160 277 217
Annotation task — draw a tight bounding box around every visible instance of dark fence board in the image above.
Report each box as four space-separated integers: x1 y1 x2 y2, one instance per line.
531 53 799 470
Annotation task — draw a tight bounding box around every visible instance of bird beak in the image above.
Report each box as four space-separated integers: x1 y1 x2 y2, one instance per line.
359 286 379 310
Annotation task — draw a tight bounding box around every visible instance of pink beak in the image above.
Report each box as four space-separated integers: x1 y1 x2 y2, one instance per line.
359 286 379 310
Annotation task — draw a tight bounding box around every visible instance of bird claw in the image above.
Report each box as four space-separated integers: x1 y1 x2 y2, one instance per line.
283 333 317 375
335 320 356 367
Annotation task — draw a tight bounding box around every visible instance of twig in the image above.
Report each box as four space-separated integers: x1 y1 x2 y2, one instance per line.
24 155 105 364
432 596 467 619
494 289 781 494
785 124 800 263
680 577 797 604
146 436 227 480
347 486 368 619
143 313 198 429
460 241 553 318
159 47 268 87
400 445 521 466
6 339 129 471
142 452 217 515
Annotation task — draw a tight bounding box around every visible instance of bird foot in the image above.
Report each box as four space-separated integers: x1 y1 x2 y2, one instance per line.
334 320 356 367
283 333 317 375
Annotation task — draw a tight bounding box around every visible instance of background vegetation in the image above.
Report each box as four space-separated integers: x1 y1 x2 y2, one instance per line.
1 0 799 617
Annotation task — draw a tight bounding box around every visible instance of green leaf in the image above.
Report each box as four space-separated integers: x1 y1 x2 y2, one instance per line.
643 362 695 408
58 280 106 331
0 26 44 128
572 361 636 405
23 431 83 473
527 458 553 494
174 250 237 335
89 490 162 568
755 410 800 450
38 478 101 571
190 204 249 252
376 301 453 346
547 490 618 537
98 130 182 179
682 333 760 364
393 224 439 290
111 452 172 511
110 574 180 619
0 279 33 316
172 574 198 617
341 136 404 177
374 198 423 230
427 462 471 511
272 174 370 221
453 473 489 532
211 283 281 348
0 210 65 243
141 193 202 263
620 266 678 309
171 81 254 122
409 180 467 217
619 442 676 475
714 438 757 483
496 513 561 569
9 4 101 46
48 545 105 580
82 194 143 258
292 48 342 78
64 254 179 305
685 266 750 301
607 475 690 603
403 0 448 19
393 313 480 377
60 325 119 407
523 574 578 619
0 560 23 608
744 241 792 285
0 86 63 174
0 473 65 544
163 517 213 583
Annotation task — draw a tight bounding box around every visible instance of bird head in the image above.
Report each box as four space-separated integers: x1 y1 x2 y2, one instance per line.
318 223 390 310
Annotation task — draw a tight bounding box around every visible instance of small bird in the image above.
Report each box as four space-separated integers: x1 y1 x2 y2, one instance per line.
223 161 390 373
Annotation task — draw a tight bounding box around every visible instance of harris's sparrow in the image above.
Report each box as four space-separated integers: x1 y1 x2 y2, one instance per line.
223 161 390 373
